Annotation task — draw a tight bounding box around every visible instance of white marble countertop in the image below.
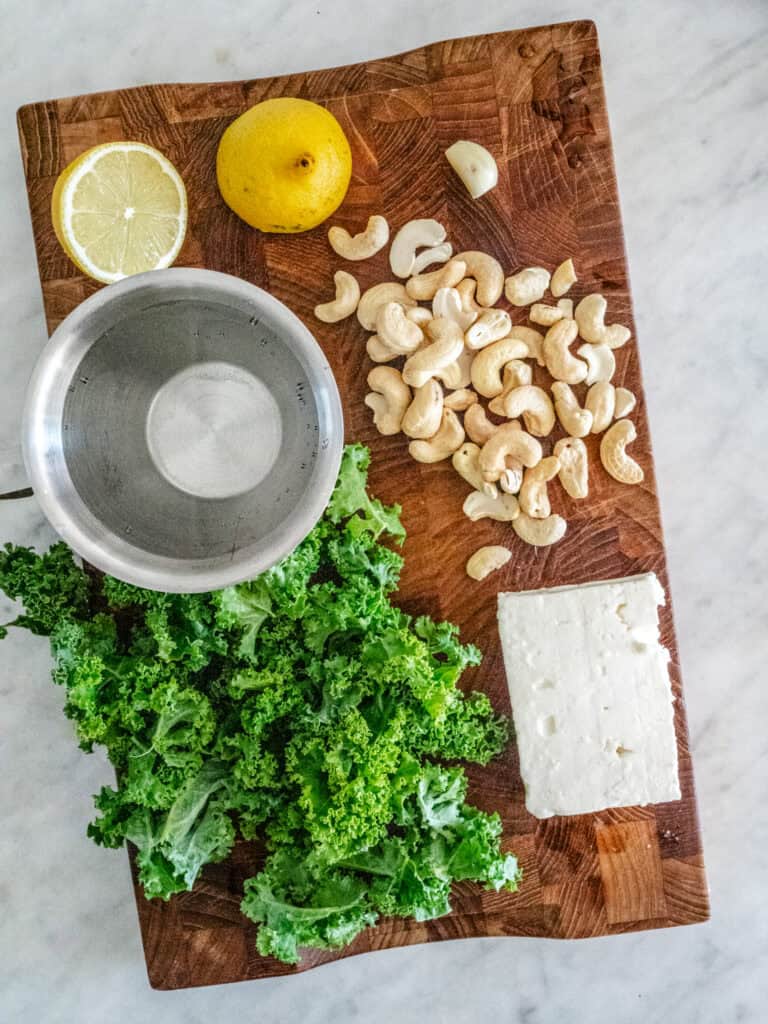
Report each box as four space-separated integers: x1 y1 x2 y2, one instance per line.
1 0 767 1021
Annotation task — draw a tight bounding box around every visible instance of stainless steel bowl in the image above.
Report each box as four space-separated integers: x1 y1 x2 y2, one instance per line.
23 268 344 592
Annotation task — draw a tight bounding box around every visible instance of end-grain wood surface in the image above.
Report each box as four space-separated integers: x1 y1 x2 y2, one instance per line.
16 19 709 990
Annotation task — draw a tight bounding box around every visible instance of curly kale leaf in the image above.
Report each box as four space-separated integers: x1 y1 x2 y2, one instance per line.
90 760 236 900
326 443 405 542
242 852 377 965
0 541 89 635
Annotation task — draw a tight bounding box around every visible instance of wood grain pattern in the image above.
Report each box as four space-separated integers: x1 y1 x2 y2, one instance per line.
16 20 710 989
596 820 667 924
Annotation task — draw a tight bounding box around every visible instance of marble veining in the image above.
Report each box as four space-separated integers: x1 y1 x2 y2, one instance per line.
1 0 767 1021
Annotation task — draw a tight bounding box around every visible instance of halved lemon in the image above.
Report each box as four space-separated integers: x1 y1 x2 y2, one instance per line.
52 142 187 284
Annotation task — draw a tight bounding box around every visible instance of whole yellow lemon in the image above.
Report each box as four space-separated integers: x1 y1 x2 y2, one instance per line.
216 98 352 233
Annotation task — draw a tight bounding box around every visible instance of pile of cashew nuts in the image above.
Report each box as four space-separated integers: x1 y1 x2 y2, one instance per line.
314 215 642 581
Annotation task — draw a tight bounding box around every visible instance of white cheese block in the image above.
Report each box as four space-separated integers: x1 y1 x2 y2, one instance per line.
497 573 681 818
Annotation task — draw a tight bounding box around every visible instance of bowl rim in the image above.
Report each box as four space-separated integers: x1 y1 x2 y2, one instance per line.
22 267 344 593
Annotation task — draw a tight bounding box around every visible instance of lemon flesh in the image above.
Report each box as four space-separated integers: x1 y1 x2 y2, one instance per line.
216 98 352 233
52 142 187 284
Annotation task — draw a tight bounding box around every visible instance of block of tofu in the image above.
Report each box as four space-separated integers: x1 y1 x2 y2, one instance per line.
497 573 681 818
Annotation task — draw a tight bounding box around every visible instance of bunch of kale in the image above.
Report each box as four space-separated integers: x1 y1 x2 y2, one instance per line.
0 445 519 964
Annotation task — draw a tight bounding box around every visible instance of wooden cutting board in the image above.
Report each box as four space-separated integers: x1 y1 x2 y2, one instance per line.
16 19 709 989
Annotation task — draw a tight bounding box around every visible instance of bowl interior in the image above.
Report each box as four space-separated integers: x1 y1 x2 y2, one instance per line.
25 271 343 591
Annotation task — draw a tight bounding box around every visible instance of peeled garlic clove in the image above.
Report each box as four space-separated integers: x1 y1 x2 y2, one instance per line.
445 140 498 199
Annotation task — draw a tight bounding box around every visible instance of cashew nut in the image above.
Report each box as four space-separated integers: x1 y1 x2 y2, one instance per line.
489 395 514 419
402 318 465 388
543 318 588 385
357 282 416 330
437 347 473 390
502 359 533 391
614 387 637 419
600 419 644 485
477 416 522 454
452 442 497 497
454 251 504 306
364 367 411 436
487 361 532 412
389 218 447 278
328 215 389 261
499 460 524 495
445 140 499 199
504 266 550 306
519 455 561 519
376 301 424 354
512 512 567 547
456 277 483 314
443 387 477 412
465 309 512 350
470 336 530 397
314 270 361 323
463 489 520 522
366 334 399 363
554 437 589 499
551 382 593 437
479 423 542 482
550 258 577 298
492 385 555 436
464 402 497 444
574 293 631 349
406 259 467 301
509 325 545 366
401 379 444 439
557 298 574 318
466 545 512 581
408 408 465 463
406 305 433 326
529 303 564 326
432 287 477 331
577 342 616 385
411 242 454 275
585 381 616 433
